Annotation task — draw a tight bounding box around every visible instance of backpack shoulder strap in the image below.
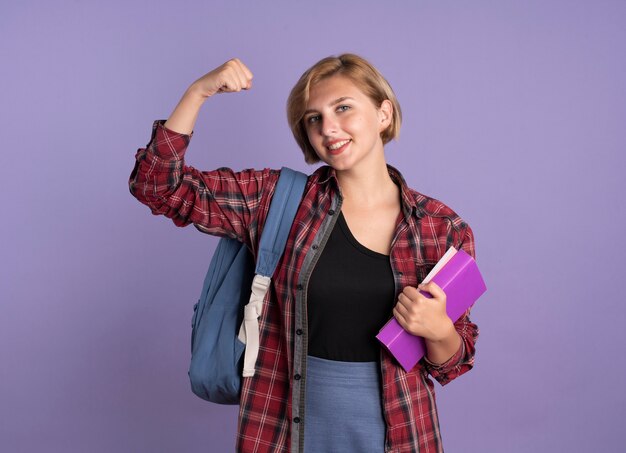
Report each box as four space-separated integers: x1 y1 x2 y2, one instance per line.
240 167 307 377
256 167 308 277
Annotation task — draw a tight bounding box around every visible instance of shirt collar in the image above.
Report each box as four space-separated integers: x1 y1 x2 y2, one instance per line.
312 165 422 220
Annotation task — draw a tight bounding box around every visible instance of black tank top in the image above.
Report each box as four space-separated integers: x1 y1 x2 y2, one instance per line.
307 211 396 362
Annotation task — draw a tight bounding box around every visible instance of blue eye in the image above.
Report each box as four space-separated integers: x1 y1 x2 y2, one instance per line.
306 115 321 124
337 105 351 112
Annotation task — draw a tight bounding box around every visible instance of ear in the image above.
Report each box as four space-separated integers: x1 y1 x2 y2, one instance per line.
378 99 393 132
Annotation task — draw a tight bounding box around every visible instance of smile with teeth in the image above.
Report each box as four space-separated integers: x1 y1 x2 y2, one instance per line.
327 139 351 151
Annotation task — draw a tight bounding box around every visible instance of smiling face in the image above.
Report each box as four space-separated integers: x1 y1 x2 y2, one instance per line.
303 75 392 173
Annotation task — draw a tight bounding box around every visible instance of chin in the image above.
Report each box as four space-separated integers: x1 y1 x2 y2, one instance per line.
328 161 354 173
320 153 354 171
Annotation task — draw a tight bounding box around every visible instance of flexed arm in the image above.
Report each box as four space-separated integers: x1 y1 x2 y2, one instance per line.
164 58 254 134
129 59 278 248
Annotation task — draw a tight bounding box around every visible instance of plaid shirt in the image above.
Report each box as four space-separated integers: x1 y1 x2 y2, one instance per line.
130 121 479 453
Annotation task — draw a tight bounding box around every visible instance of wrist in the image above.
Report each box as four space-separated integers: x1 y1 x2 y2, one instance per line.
428 317 456 343
424 320 462 366
184 83 209 103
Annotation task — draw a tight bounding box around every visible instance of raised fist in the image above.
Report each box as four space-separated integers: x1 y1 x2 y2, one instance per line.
191 58 254 98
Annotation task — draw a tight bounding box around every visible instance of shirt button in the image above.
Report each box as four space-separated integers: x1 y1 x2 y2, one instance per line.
294 373 301 380
293 417 301 424
398 272 403 277
296 329 303 335
328 209 335 215
312 244 318 250
297 284 303 290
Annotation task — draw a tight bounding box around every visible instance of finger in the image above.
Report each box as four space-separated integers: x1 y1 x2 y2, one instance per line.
397 292 418 310
243 70 253 89
222 71 243 92
218 61 243 92
219 80 240 93
418 281 446 302
237 70 250 90
393 306 409 328
394 299 411 318
401 285 420 301
233 59 254 88
225 63 246 91
397 292 409 306
237 59 254 80
225 59 249 90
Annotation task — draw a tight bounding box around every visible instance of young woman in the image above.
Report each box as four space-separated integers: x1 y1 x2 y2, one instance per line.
130 54 479 453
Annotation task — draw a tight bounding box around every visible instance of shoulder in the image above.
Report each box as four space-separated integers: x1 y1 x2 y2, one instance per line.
390 165 476 258
408 187 476 259
409 188 468 231
389 165 468 232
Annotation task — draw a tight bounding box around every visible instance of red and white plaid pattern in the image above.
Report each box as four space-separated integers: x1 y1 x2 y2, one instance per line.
130 121 479 453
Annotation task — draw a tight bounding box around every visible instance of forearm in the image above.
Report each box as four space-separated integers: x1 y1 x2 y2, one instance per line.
424 319 462 365
422 226 479 382
163 58 253 135
164 85 206 135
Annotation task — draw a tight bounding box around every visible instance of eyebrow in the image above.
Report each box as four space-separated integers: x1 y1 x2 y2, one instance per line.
303 96 354 115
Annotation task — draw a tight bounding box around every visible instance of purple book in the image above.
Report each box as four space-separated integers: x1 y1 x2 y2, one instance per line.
376 248 487 372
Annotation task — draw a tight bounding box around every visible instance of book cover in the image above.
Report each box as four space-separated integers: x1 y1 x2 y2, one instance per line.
376 247 487 372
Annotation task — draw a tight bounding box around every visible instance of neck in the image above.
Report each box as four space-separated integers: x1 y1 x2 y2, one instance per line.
335 162 398 206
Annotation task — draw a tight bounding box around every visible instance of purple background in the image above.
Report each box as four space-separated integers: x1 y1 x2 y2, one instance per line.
2 1 625 452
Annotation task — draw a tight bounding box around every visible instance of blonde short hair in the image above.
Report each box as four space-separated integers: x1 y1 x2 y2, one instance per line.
287 53 402 164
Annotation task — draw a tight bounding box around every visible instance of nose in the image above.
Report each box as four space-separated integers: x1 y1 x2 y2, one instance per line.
321 115 338 136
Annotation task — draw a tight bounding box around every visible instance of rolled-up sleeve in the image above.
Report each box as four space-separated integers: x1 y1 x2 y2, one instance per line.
129 120 278 250
423 225 480 386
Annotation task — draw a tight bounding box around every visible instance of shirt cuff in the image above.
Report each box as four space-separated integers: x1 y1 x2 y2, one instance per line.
148 119 193 160
423 340 465 372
